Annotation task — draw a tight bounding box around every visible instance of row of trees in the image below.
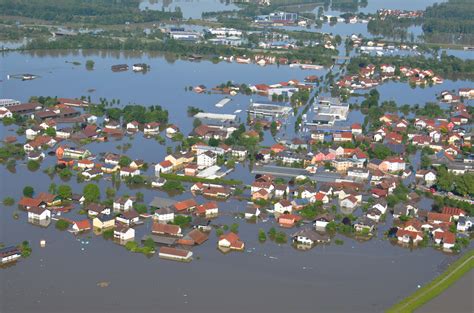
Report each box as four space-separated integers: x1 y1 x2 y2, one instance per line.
25 34 337 66
423 0 474 35
0 0 182 25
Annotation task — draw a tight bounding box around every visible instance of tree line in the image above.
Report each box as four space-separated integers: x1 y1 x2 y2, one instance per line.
0 0 182 25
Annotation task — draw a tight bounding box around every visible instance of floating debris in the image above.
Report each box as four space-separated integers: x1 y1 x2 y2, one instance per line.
97 281 110 288
40 240 46 247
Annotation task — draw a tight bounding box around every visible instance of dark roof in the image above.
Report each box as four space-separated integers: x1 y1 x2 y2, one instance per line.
0 246 21 257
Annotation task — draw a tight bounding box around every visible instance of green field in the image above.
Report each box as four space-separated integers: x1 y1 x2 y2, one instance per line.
387 249 474 313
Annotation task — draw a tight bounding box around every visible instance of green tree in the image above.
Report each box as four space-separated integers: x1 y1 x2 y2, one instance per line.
23 186 34 197
86 60 95 70
83 183 100 203
57 185 72 199
48 183 57 194
45 127 56 137
119 156 132 167
55 219 70 231
230 223 239 234
258 229 267 242
3 197 15 206
27 160 40 171
106 187 116 199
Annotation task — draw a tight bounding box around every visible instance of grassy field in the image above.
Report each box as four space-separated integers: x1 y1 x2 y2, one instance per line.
387 249 474 313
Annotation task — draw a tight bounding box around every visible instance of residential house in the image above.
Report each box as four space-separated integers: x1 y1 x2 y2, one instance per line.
292 229 330 245
353 217 376 233
115 211 140 226
427 212 452 224
456 216 473 232
195 202 219 216
27 206 51 221
92 215 115 230
152 223 182 237
379 157 406 173
113 197 134 213
396 228 424 244
313 213 334 230
119 167 140 178
114 223 135 241
434 231 456 249
274 199 293 214
72 220 91 233
172 199 198 213
218 233 244 250
154 207 175 222
155 160 174 175
278 213 302 228
245 206 261 219
441 207 466 221
197 151 217 168
143 122 160 134
87 203 110 217
159 247 192 262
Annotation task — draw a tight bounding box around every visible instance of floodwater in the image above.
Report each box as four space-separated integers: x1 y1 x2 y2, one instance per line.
417 270 474 313
140 0 238 19
0 50 471 312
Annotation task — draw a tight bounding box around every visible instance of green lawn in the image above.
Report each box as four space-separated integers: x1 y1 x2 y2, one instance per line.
387 249 474 313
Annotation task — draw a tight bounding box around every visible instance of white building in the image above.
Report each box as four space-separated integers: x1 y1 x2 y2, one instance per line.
27 207 51 221
114 224 135 241
197 151 217 168
113 197 134 212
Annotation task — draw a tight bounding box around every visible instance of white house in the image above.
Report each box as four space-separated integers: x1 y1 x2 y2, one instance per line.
313 214 334 230
120 167 140 178
380 157 406 172
143 122 160 134
274 199 293 214
0 108 13 119
457 216 473 232
197 151 217 168
340 195 359 209
154 207 175 222
231 146 248 159
292 229 330 245
114 224 135 241
27 207 51 221
126 121 140 132
115 211 140 225
113 197 134 212
245 206 261 219
155 160 174 175
166 125 179 136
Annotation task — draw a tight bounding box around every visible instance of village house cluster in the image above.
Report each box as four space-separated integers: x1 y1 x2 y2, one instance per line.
337 63 443 91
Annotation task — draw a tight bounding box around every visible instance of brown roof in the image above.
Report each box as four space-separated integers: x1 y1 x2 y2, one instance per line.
159 246 190 258
152 223 181 235
187 229 209 245
28 206 48 215
36 192 56 203
18 197 44 207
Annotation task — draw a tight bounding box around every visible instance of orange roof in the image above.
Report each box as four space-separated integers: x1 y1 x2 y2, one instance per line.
74 220 91 230
428 212 452 223
159 160 173 168
219 232 240 244
173 199 198 211
441 207 465 217
18 197 43 207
